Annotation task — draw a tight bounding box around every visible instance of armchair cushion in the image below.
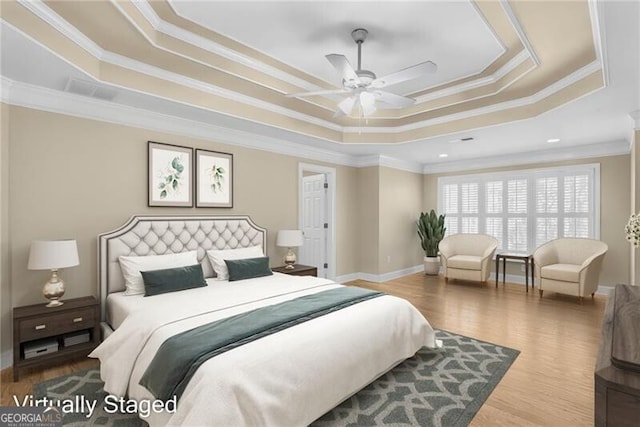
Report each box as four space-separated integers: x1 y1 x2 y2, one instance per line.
540 264 581 283
448 255 483 270
439 234 498 283
533 238 608 298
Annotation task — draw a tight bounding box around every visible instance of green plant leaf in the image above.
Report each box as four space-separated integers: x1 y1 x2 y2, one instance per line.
172 178 179 190
171 157 184 173
160 190 167 199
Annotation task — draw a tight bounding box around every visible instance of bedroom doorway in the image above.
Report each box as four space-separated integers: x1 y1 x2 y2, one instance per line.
298 163 336 280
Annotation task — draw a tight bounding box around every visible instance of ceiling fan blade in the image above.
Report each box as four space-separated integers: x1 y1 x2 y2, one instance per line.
286 88 351 98
371 60 437 88
360 92 377 116
333 109 347 118
337 96 357 115
326 54 361 84
374 90 416 108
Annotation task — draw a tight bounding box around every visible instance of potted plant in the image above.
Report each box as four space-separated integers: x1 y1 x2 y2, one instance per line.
417 210 446 275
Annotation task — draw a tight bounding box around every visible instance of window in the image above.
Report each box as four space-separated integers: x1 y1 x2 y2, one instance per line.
438 164 599 253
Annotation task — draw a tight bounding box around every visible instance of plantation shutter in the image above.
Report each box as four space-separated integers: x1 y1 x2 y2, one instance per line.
437 164 598 253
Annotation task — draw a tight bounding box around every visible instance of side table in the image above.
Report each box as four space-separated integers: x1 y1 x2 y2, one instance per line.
495 253 535 292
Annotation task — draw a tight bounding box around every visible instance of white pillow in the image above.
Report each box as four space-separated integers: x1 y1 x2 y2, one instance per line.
207 246 264 281
119 251 199 296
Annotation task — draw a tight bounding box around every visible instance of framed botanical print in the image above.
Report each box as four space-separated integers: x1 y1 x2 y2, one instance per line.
196 149 233 208
148 141 193 207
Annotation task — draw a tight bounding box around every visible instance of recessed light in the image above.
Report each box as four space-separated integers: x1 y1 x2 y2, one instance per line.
439 153 449 158
547 138 560 143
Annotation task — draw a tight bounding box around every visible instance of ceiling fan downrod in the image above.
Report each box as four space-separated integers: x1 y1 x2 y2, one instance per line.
351 28 368 71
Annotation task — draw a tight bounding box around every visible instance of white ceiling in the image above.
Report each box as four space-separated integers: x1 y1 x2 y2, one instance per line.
1 0 639 170
169 0 505 95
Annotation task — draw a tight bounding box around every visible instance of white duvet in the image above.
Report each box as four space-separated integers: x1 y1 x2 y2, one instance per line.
90 273 440 426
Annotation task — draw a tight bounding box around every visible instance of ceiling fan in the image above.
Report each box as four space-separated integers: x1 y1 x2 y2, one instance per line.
286 28 437 117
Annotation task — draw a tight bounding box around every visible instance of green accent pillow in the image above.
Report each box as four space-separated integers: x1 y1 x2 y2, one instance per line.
224 256 273 282
141 264 207 297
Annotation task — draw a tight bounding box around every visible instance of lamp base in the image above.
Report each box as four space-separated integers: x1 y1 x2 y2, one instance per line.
284 248 296 269
45 300 64 308
43 270 65 308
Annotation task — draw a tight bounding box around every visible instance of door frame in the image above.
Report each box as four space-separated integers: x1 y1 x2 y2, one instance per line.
298 163 336 280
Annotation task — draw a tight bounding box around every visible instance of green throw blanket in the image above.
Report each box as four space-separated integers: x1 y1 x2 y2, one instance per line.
139 286 384 401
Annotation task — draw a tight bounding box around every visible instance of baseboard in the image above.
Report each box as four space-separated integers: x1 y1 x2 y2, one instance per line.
1 349 12 369
336 265 423 284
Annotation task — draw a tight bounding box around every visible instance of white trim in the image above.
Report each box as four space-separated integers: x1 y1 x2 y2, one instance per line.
0 76 355 166
17 0 103 58
589 0 609 87
131 0 329 97
423 140 630 174
414 50 532 104
16 0 603 135
98 50 343 133
352 155 423 174
499 0 540 66
2 77 629 176
298 163 337 281
344 59 603 135
336 265 423 284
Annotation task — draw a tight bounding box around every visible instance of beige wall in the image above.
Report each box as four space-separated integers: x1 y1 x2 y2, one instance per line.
1 104 11 365
378 167 424 274
423 154 631 286
5 106 360 312
357 167 380 275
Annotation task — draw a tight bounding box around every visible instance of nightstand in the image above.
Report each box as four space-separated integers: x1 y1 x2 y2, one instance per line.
272 264 318 277
13 296 100 381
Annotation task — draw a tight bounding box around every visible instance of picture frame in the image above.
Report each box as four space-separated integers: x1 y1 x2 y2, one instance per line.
148 141 193 207
196 149 233 208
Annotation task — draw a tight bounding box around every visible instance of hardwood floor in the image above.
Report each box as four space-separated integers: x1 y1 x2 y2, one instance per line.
352 274 606 427
0 273 605 426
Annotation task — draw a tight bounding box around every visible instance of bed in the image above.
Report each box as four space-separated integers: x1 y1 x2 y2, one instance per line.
91 215 440 426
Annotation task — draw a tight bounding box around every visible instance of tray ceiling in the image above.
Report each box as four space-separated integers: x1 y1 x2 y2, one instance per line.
1 0 637 169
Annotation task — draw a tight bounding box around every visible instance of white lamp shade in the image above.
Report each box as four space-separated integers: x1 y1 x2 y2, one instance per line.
28 240 79 270
276 230 303 248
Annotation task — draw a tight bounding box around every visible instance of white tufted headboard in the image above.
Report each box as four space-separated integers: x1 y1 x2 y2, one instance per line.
97 215 267 321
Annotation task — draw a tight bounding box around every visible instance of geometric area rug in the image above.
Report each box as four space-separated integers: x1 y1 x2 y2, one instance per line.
312 330 519 427
34 330 518 427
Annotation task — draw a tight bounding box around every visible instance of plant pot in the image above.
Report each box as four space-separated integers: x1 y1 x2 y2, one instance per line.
424 256 440 275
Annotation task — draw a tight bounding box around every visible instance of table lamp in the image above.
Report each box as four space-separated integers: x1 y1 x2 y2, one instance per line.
28 240 79 307
276 230 303 269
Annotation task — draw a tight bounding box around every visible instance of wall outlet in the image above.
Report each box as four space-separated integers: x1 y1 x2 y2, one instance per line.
386 255 391 263
520 264 526 272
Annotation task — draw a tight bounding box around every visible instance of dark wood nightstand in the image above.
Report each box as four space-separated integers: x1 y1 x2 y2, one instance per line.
13 296 100 381
272 264 318 277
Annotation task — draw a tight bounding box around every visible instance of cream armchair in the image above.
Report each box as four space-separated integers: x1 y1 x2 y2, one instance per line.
533 238 608 301
439 234 498 284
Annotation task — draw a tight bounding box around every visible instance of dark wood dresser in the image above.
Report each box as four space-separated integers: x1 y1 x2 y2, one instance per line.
13 296 100 381
595 285 640 426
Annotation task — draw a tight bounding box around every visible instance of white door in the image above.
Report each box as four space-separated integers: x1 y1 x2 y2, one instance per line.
300 174 326 277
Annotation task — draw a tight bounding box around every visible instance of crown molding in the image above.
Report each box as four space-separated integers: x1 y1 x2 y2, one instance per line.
2 77 630 177
422 139 631 174
128 1 327 96
352 155 423 174
589 0 609 87
9 0 605 143
17 0 103 58
414 49 532 104
0 76 353 166
98 50 343 133
500 0 540 66
343 59 603 136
